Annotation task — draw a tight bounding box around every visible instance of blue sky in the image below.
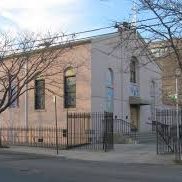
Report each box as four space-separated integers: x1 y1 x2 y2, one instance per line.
0 0 133 35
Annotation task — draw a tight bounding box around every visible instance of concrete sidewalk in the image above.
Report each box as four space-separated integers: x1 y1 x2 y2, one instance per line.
0 144 175 165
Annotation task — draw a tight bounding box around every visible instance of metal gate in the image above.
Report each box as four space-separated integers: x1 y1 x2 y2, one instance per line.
67 112 113 151
156 109 182 155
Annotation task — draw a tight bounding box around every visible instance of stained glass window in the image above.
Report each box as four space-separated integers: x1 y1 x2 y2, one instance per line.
64 67 76 108
106 68 114 112
130 57 137 83
35 79 45 110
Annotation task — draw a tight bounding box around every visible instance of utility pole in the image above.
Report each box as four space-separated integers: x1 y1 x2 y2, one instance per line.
53 96 59 155
24 60 28 129
24 60 28 144
175 68 181 161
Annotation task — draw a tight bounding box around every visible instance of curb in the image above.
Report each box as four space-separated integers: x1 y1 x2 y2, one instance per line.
0 148 66 159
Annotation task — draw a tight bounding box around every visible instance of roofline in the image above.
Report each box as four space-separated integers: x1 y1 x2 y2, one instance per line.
3 31 118 59
3 39 91 60
3 30 162 72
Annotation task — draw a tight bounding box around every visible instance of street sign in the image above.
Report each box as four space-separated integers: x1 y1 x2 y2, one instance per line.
167 94 177 101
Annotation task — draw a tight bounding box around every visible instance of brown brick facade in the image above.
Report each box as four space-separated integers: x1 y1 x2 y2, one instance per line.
0 43 92 128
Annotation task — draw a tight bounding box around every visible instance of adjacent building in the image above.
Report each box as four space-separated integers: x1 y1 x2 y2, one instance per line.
150 39 182 107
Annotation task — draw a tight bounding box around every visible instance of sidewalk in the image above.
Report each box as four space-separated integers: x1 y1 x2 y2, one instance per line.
0 144 174 165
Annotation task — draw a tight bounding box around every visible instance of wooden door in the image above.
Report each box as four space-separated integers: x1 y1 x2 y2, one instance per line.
130 106 139 130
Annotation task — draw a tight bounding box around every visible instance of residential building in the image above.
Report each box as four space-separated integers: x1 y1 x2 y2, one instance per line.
150 39 182 107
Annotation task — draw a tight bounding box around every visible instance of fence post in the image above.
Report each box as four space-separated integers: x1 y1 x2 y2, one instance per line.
156 120 159 155
67 110 69 149
103 112 107 152
0 128 1 147
134 129 137 144
103 112 105 151
54 96 59 155
110 112 114 150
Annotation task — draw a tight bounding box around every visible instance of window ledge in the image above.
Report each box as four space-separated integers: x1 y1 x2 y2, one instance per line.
34 109 46 112
63 108 76 112
9 106 20 110
130 82 139 85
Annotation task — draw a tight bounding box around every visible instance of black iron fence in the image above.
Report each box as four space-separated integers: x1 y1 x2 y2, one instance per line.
0 127 68 149
67 112 114 152
0 112 114 152
0 112 139 152
156 109 182 155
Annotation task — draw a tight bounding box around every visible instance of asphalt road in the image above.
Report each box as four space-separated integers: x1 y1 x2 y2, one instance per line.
0 152 182 182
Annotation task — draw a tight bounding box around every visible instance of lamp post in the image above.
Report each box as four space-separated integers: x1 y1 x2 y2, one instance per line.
175 68 181 161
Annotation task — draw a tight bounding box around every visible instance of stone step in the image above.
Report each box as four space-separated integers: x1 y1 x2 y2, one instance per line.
136 133 156 137
114 132 157 144
135 132 156 144
136 132 156 135
137 136 156 139
137 140 156 142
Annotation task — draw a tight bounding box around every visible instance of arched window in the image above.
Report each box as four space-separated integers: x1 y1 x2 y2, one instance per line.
106 68 114 112
64 67 76 108
130 57 138 83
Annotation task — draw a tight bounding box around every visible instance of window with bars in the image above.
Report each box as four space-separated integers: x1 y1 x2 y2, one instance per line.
64 67 76 108
34 79 45 110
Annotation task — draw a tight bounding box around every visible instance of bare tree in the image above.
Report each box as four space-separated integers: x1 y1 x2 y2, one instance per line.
136 0 182 68
131 0 182 104
0 31 77 114
134 0 182 161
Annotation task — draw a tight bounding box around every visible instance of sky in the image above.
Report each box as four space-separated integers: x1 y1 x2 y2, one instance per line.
0 0 134 36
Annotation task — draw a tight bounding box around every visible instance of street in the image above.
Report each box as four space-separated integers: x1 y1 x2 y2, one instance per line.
0 152 181 182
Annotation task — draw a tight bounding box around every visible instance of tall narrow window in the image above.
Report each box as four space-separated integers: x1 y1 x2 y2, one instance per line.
9 75 19 108
130 58 137 83
106 68 114 112
35 79 45 110
64 67 76 108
